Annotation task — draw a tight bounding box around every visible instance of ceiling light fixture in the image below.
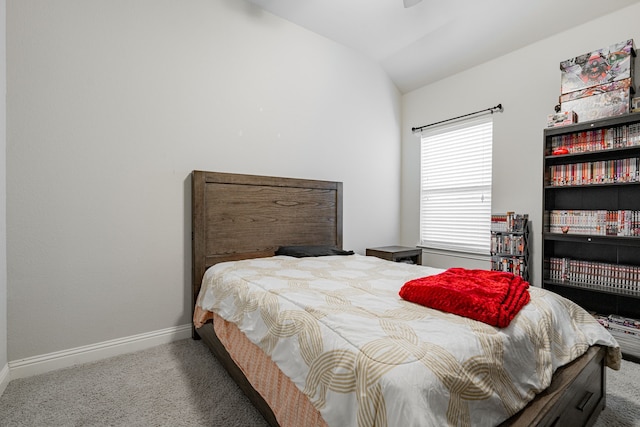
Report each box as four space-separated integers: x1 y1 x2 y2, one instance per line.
403 0 422 8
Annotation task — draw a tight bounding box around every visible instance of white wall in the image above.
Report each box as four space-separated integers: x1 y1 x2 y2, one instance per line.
6 0 401 361
401 3 640 285
0 0 8 392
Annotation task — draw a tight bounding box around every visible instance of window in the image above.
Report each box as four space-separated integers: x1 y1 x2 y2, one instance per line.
419 115 492 255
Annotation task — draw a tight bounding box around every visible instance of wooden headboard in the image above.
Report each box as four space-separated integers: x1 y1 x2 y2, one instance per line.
191 170 343 313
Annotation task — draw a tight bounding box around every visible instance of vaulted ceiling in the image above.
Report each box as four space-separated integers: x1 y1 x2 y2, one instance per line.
246 0 640 93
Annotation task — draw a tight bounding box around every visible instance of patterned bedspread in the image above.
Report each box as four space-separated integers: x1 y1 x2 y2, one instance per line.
194 255 621 427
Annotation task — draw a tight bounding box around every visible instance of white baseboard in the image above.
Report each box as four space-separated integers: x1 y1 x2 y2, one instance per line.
8 324 192 381
0 363 9 397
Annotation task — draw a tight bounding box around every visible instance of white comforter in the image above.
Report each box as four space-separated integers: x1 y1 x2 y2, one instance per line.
196 254 620 427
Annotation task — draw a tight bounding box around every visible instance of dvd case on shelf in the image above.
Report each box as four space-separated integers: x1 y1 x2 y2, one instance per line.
490 213 529 280
547 111 578 128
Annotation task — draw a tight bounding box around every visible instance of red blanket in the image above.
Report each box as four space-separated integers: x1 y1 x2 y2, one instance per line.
399 268 530 328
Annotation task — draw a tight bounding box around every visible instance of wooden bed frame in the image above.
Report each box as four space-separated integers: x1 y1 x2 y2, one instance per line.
191 170 608 427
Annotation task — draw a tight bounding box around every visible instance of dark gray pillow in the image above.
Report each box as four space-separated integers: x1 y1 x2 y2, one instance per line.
275 245 355 258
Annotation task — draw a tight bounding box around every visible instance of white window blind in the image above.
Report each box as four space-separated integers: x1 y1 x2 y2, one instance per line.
419 115 492 255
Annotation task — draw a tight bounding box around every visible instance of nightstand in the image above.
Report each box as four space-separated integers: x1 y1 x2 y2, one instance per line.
366 246 422 265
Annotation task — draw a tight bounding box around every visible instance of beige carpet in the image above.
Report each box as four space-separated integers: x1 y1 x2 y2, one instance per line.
596 357 640 427
0 338 638 426
0 339 269 427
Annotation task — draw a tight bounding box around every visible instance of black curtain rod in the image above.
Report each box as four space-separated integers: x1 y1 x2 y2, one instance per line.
411 104 503 133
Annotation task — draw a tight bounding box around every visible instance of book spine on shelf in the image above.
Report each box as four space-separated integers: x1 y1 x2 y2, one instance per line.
592 313 640 345
547 209 640 236
547 157 640 186
548 257 640 295
549 123 640 155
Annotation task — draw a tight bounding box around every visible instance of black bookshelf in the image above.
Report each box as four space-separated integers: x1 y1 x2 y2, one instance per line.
543 112 640 360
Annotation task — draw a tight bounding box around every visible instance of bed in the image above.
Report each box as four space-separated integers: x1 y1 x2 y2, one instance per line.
191 170 621 427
